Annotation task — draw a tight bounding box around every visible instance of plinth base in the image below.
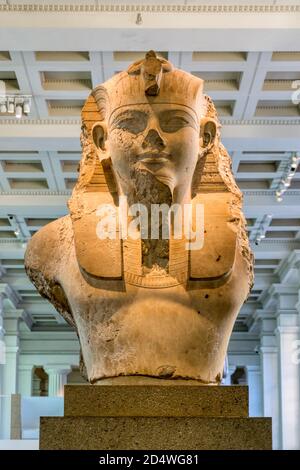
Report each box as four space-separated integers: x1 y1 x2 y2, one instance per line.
40 380 272 450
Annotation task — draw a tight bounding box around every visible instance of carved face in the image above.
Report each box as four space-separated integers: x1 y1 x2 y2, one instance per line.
93 102 217 203
107 103 200 200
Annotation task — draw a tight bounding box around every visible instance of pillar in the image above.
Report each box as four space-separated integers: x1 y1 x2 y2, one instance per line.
1 309 24 439
18 364 33 396
45 365 72 396
0 292 6 439
0 293 5 363
273 285 300 450
258 312 280 449
246 365 263 417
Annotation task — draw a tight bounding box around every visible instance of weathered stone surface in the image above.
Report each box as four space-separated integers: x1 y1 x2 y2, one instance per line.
64 382 249 418
40 416 272 450
25 51 253 384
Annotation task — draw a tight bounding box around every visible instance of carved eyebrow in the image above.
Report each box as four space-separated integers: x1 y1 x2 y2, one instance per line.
165 109 195 118
110 109 149 125
158 109 198 123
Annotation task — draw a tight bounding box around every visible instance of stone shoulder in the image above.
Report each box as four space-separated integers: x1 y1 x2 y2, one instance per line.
24 215 76 328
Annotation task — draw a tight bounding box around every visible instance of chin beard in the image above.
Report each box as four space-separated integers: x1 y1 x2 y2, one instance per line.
127 167 173 271
128 166 173 207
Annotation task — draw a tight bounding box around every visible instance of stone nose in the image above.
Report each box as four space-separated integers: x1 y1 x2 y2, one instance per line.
142 128 166 150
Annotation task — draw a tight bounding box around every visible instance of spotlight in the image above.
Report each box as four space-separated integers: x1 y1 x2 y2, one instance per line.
8 100 14 113
0 102 7 113
15 104 22 119
23 101 30 115
0 95 32 117
274 152 300 202
253 214 273 245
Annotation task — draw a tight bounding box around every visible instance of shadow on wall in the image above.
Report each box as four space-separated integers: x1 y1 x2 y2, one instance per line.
231 367 247 385
32 367 48 396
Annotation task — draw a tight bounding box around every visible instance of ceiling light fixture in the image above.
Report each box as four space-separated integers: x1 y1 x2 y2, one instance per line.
15 104 22 119
8 214 26 243
253 214 273 246
7 99 14 114
0 95 32 118
0 102 7 113
275 152 300 202
23 101 30 115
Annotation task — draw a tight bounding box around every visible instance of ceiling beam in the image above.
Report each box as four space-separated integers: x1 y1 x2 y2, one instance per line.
0 191 300 219
1 5 300 51
1 122 300 151
0 194 69 217
0 122 81 151
222 124 300 151
243 193 300 218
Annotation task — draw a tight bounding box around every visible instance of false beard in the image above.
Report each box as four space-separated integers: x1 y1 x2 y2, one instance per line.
128 167 172 271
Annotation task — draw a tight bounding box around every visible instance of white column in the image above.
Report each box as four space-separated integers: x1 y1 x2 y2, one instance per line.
18 364 33 396
260 343 280 449
0 293 5 363
273 285 300 450
1 310 23 439
258 312 280 450
246 365 263 417
45 365 72 396
0 293 6 439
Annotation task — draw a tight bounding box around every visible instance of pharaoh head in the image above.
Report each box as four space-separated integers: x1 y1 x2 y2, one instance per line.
25 51 254 385
91 51 218 205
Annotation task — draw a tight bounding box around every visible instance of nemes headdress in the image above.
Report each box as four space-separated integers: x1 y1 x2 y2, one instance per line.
69 51 252 299
76 51 241 199
92 51 205 122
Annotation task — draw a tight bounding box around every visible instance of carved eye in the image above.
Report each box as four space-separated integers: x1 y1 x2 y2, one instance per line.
112 112 148 134
161 117 190 133
159 111 197 133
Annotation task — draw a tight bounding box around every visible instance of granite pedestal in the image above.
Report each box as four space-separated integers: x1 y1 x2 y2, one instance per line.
40 378 272 450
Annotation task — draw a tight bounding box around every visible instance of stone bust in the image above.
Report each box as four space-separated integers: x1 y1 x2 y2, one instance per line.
25 52 253 384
